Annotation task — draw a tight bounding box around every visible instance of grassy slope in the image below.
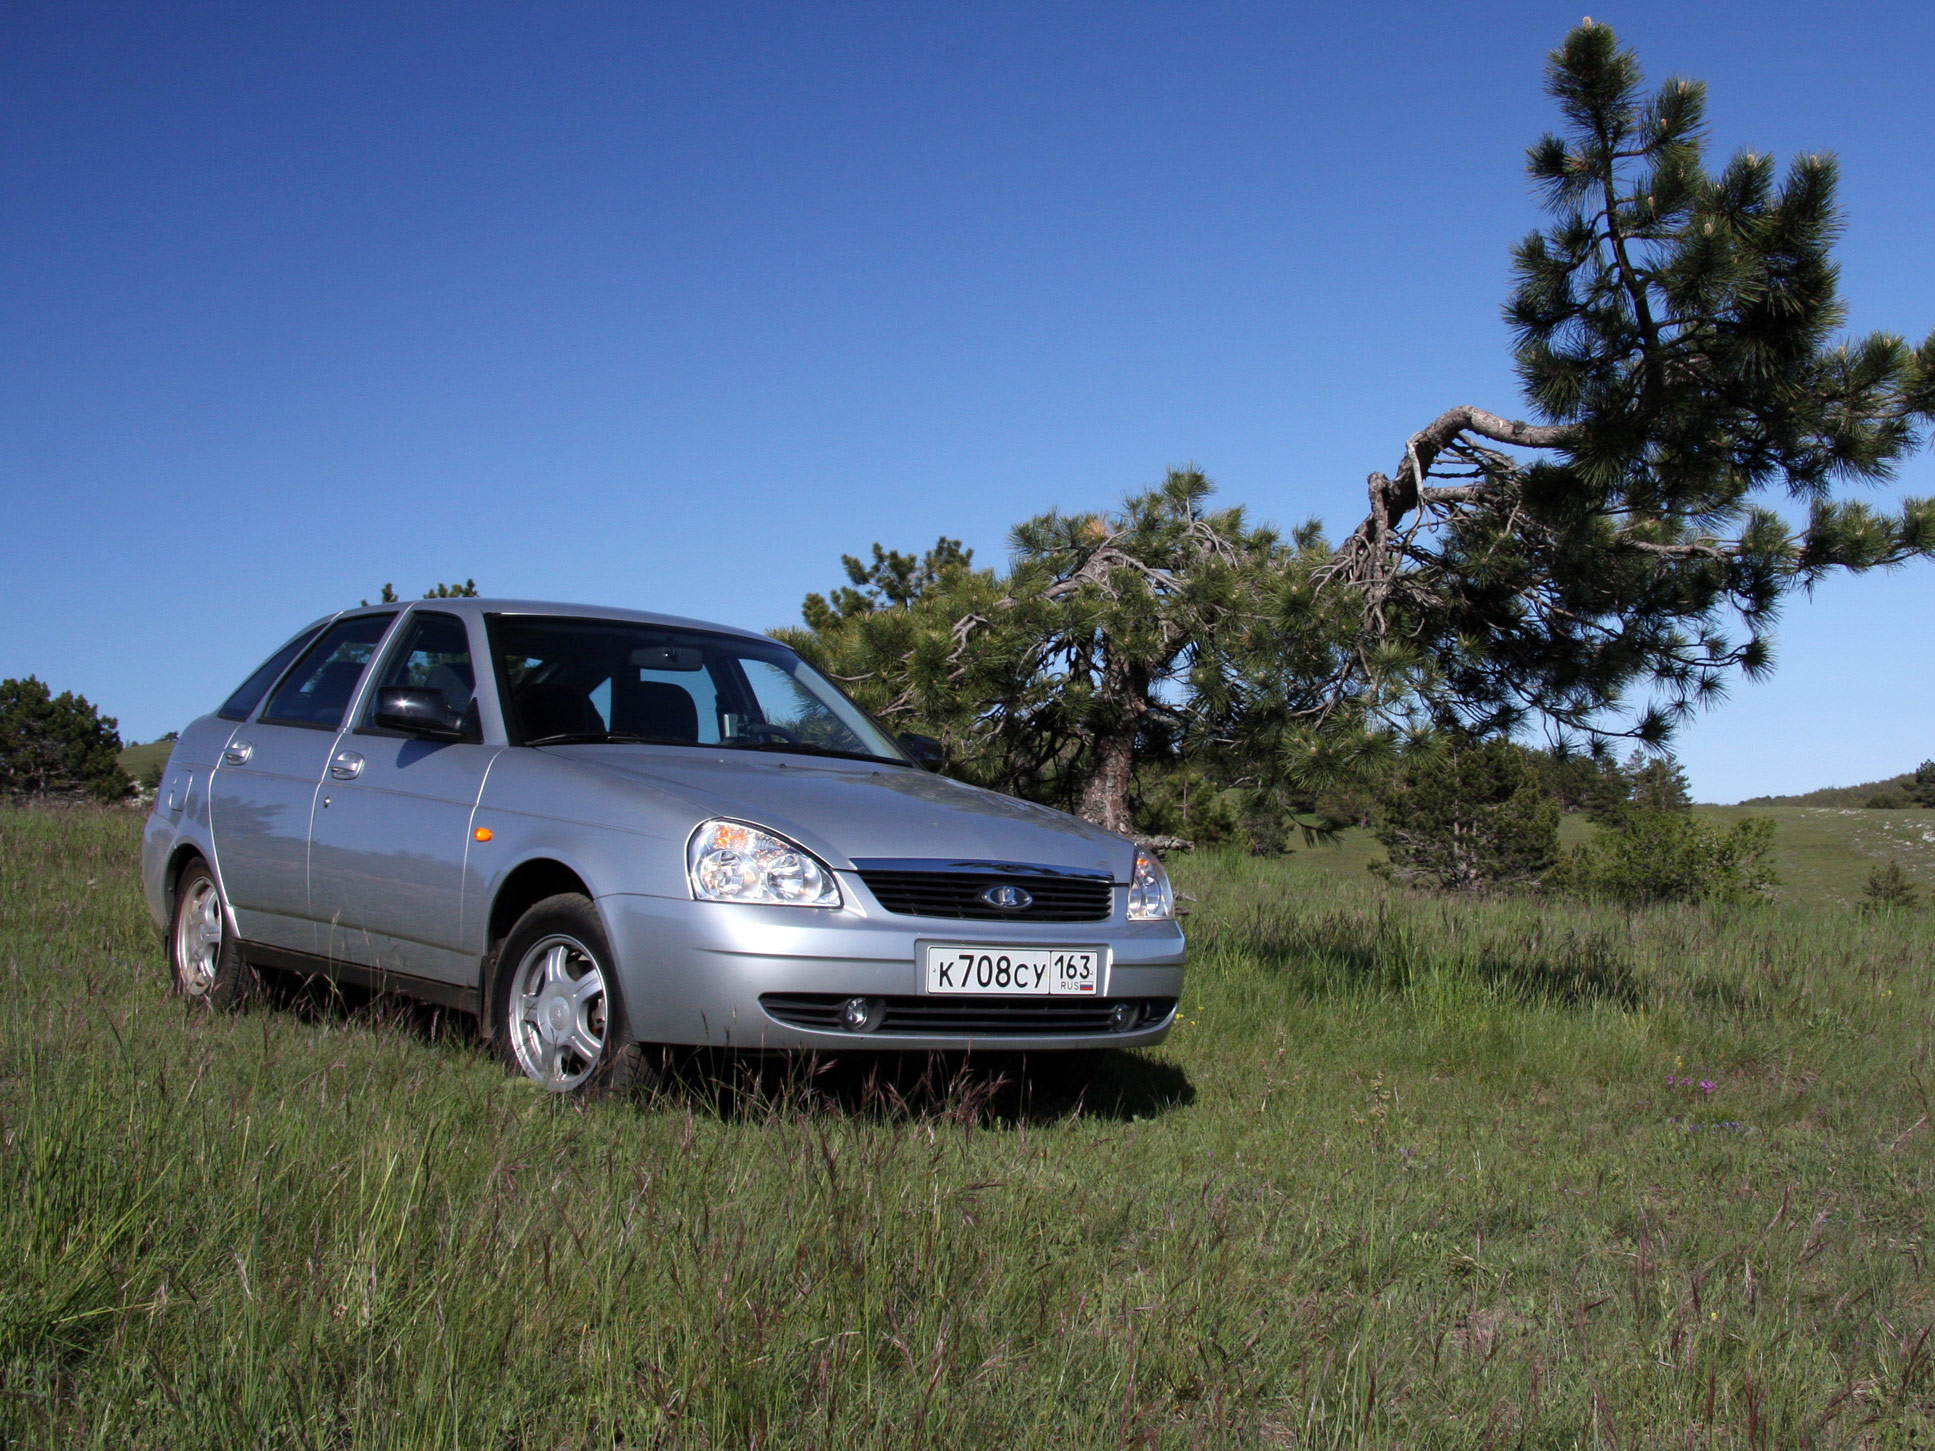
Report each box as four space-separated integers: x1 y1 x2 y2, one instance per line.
115 741 174 784
2 806 1931 1447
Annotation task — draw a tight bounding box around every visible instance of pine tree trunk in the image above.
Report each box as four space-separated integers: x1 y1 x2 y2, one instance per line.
1077 722 1138 837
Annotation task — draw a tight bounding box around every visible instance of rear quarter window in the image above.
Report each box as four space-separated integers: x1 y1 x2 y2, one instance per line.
217 625 325 721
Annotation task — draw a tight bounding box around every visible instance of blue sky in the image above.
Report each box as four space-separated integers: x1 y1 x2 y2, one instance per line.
3 1 1930 802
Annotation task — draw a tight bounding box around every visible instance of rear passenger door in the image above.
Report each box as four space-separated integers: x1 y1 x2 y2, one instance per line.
307 609 502 986
209 611 397 954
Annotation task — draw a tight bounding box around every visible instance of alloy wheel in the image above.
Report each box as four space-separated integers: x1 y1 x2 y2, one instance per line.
508 934 609 1092
173 875 224 997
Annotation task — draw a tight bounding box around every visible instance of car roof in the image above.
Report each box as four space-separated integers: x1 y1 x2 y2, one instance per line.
333 598 774 644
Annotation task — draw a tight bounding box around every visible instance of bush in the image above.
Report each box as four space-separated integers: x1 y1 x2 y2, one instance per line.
0 677 132 802
1373 739 1559 893
1549 809 1777 907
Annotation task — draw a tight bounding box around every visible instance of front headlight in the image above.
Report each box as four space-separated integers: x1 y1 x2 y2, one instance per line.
1126 845 1175 921
687 819 842 907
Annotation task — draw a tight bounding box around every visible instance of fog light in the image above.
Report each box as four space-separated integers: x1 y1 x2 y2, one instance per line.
840 996 885 1032
1107 1001 1140 1033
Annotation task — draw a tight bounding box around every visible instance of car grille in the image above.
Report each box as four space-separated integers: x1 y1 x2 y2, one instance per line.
856 870 1114 922
759 993 1178 1037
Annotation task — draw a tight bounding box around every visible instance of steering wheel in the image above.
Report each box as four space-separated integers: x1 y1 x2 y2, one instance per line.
737 722 798 744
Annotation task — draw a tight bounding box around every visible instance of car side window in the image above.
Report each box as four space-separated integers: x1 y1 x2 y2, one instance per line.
217 625 324 721
259 613 397 730
366 612 477 728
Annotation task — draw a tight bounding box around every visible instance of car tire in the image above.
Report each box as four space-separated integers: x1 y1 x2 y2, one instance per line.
168 859 260 1009
494 893 657 1097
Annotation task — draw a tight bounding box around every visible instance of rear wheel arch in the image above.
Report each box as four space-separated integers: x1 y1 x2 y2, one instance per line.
163 844 212 920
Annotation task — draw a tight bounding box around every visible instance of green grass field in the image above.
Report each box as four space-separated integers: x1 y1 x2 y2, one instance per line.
2 805 1931 1447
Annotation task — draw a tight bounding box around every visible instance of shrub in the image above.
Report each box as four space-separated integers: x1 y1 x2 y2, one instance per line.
0 677 133 802
1549 809 1777 907
1373 739 1559 893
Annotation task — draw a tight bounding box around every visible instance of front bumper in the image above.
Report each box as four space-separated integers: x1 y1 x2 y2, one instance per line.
597 886 1186 1051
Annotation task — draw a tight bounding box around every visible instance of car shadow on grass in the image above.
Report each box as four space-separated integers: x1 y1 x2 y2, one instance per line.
251 969 1195 1126
647 1046 1196 1127
254 968 479 1046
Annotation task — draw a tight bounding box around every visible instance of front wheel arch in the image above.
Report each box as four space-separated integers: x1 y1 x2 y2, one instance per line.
478 858 599 1038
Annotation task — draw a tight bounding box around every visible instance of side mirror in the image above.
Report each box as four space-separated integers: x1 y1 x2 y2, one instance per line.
374 686 466 740
898 732 945 772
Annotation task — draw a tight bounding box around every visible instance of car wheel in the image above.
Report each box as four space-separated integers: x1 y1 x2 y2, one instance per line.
169 859 259 1008
496 894 656 1097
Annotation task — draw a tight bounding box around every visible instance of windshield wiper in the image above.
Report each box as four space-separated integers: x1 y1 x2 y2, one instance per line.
722 739 912 767
523 732 699 747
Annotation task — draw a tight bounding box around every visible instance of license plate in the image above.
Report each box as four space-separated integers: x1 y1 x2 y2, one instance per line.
922 944 1106 996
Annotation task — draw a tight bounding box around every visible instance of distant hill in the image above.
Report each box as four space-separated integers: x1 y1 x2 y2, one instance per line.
1278 805 1934 908
1739 772 1919 808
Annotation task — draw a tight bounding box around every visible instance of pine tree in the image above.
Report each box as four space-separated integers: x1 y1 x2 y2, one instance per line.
1626 751 1692 812
1324 21 1935 750
790 22 1935 837
0 677 133 801
1908 761 1935 809
1372 738 1560 893
363 579 479 606
1861 861 1920 912
802 540 972 631
782 470 1367 836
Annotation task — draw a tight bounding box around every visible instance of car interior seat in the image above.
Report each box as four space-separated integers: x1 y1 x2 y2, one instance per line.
610 679 700 742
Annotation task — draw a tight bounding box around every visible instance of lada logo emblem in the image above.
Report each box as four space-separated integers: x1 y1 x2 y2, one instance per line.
980 884 1033 910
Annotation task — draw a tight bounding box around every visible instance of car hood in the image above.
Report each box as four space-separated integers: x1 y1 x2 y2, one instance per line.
544 746 1134 879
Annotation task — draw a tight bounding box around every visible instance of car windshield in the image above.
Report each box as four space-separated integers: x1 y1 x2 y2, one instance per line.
491 615 910 764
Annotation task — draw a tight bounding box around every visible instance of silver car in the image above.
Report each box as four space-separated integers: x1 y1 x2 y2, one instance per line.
142 599 1186 1093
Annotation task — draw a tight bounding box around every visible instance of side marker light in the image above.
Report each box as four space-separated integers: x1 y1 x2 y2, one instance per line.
473 827 493 842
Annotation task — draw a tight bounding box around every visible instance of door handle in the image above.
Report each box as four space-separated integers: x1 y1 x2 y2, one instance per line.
330 751 365 781
223 741 253 766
